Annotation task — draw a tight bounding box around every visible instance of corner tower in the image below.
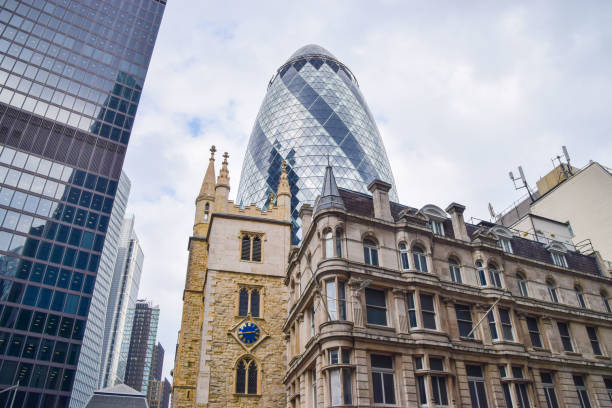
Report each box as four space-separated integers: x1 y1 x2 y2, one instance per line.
236 44 397 242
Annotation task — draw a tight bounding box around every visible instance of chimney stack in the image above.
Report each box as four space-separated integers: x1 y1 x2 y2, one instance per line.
445 203 469 241
368 180 393 222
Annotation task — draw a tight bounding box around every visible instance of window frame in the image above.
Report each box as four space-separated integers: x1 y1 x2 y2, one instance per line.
370 354 397 405
476 261 487 286
601 291 611 313
516 273 528 297
550 251 568 268
414 355 450 407
430 219 445 236
575 285 586 308
557 322 574 352
547 280 559 303
335 228 343 258
573 375 592 408
449 258 462 283
455 303 474 338
325 277 347 321
239 232 264 263
363 238 379 266
399 242 410 270
328 347 353 406
488 263 503 288
365 287 388 326
234 356 259 395
413 245 428 273
585 326 602 356
499 238 513 254
406 290 439 331
466 365 489 408
237 286 262 318
540 372 560 408
324 229 334 259
525 316 543 349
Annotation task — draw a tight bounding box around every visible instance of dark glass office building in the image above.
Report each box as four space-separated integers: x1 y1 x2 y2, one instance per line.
236 44 397 242
0 0 164 407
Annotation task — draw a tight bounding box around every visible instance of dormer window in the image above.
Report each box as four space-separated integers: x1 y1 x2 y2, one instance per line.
492 226 513 254
430 220 444 236
421 204 447 237
499 239 512 254
546 242 568 268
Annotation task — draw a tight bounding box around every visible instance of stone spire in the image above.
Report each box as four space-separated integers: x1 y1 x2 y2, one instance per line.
276 160 292 221
214 152 230 212
198 145 216 199
314 164 345 213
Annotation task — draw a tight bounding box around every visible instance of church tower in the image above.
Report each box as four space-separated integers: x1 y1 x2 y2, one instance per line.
172 148 290 408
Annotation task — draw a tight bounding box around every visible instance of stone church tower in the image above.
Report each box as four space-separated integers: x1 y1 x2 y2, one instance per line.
172 147 290 408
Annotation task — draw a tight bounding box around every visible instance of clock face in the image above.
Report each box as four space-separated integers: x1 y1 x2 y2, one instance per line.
238 322 261 344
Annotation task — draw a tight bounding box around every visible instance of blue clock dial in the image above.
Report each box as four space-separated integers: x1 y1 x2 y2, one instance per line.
238 322 261 344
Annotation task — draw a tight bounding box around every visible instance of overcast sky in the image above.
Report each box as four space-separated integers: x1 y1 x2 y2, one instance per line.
122 1 612 380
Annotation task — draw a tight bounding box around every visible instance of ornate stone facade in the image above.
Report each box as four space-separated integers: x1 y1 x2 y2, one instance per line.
284 166 612 407
172 148 290 408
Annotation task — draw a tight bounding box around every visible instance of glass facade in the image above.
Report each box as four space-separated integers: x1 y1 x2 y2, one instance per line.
236 44 397 242
0 0 164 407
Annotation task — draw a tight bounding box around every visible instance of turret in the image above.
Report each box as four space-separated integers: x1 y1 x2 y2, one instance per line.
277 160 292 221
194 146 216 236
214 152 230 212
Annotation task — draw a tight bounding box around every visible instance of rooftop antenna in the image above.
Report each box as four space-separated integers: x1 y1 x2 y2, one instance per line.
509 165 535 203
488 202 496 221
550 146 572 179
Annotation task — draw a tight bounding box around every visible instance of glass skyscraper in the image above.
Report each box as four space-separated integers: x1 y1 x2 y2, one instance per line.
0 0 164 407
236 44 397 242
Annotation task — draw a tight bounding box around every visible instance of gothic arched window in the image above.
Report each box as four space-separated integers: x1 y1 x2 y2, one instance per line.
238 288 249 316
241 235 251 261
250 289 260 318
252 237 262 262
235 357 258 394
204 202 210 222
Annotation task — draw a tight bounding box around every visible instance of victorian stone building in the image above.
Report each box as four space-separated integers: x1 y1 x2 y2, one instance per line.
283 165 612 407
171 147 291 408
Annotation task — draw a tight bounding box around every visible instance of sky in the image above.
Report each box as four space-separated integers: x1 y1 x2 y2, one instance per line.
122 1 612 380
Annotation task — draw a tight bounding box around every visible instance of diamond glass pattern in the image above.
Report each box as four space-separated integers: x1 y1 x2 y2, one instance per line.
236 45 397 243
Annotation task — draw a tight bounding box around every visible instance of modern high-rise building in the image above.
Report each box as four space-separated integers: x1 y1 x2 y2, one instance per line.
147 342 168 408
236 44 397 242
123 299 159 397
100 216 144 388
0 0 165 406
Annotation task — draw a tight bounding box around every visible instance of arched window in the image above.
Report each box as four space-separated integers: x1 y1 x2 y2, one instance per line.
324 229 333 259
251 289 260 317
413 246 428 273
516 273 528 297
238 288 249 316
488 263 502 288
204 202 210 222
547 280 558 303
252 237 261 262
363 238 378 266
575 286 586 308
335 228 343 258
235 357 258 394
601 291 611 313
449 258 461 283
476 261 487 286
241 235 251 261
399 243 410 270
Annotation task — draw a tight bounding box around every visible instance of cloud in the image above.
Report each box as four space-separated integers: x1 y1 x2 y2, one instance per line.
123 0 612 380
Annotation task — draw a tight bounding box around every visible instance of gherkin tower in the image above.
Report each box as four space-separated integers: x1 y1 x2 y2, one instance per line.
236 44 397 242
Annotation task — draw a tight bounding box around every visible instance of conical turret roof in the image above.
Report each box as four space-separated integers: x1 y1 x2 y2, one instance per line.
314 165 345 213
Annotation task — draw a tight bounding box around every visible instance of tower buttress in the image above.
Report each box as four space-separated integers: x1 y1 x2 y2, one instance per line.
194 146 216 237
214 152 230 212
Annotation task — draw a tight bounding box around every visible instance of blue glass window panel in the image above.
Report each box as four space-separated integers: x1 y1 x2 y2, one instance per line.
0 331 9 354
86 212 98 230
91 195 103 211
7 334 25 356
285 74 307 94
50 291 65 312
22 337 40 360
308 98 334 123
68 229 82 247
80 232 93 250
70 273 83 292
15 309 32 330
121 131 130 144
77 296 90 317
52 203 64 220
83 275 94 294
9 234 26 254
84 174 96 190
56 225 69 243
23 238 39 257
58 317 74 339
38 339 53 361
74 209 86 226
44 222 58 240
45 314 60 337
57 270 70 289
29 312 46 334
106 181 117 196
0 360 17 384
43 266 58 286
296 84 319 108
52 341 67 364
62 248 76 267
62 206 75 223
87 254 99 273
22 285 39 306
102 197 113 213
97 216 108 233
24 196 39 213
309 58 324 69
29 219 44 236
72 319 84 339
76 251 89 270
15 261 31 280
0 306 17 328
79 190 92 207
0 256 17 277
66 187 80 204
67 344 80 365
36 288 51 309
30 263 44 283
95 177 108 193
36 241 51 261
72 170 85 186
63 295 78 315
50 245 64 264
7 282 24 303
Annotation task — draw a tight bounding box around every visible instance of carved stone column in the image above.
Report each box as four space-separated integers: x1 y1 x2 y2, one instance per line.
348 279 364 329
392 288 407 333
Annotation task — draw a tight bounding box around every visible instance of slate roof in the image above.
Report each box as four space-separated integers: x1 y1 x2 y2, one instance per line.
85 384 148 408
338 188 601 276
